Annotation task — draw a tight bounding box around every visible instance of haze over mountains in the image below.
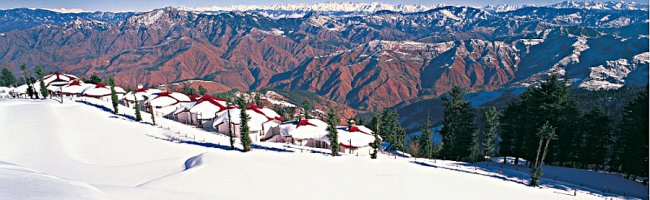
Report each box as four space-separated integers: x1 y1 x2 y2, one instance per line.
0 0 647 111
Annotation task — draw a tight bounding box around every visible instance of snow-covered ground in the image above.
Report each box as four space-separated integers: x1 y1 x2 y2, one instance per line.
0 98 644 199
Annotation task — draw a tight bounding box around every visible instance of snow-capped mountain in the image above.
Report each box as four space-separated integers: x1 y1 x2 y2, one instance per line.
184 2 442 14
549 0 649 11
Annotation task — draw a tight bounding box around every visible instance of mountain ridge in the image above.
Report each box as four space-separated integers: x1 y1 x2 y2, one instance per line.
0 4 647 111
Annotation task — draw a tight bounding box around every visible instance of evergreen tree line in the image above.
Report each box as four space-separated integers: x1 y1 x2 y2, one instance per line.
499 76 648 184
396 75 647 185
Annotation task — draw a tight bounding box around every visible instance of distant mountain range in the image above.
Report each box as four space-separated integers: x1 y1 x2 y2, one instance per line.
0 1 647 111
183 1 648 18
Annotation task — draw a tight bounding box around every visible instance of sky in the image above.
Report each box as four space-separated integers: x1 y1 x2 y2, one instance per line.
0 0 647 12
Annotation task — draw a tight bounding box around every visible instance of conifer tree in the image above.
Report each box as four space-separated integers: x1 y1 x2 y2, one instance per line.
107 76 119 114
614 87 648 183
369 114 382 159
326 108 340 156
530 121 557 187
483 107 501 158
197 85 208 95
134 95 142 121
236 96 252 152
254 93 262 106
577 107 610 169
181 82 195 95
369 133 381 159
226 99 235 150
35 66 47 99
418 111 434 159
418 128 434 159
379 110 405 151
440 86 476 161
0 67 17 87
302 100 313 119
87 73 102 84
470 130 483 162
273 106 286 121
20 64 36 99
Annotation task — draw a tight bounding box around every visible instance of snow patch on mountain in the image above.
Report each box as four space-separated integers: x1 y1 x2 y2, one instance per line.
549 1 649 11
580 52 649 90
553 36 590 75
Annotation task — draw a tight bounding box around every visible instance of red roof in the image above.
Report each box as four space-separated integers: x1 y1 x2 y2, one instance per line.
347 125 372 135
136 88 148 92
246 103 285 122
296 119 316 128
43 72 78 87
69 81 81 86
148 92 190 107
194 94 229 111
95 83 106 88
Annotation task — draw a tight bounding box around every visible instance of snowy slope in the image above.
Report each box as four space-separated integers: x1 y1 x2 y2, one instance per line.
0 98 641 199
0 161 109 200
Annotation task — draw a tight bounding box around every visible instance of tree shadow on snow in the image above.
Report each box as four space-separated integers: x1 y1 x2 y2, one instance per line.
147 134 296 153
146 134 239 151
419 161 637 199
466 162 644 199
77 100 140 122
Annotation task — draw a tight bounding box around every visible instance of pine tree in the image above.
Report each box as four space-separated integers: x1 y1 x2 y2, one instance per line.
483 107 501 158
20 64 36 99
0 67 17 87
302 100 313 119
181 83 196 96
35 66 48 99
272 106 286 120
378 110 405 151
134 95 142 121
107 76 119 114
530 121 558 187
227 99 235 150
369 114 382 159
470 129 483 162
615 87 648 183
326 108 340 156
418 128 434 159
577 107 610 169
87 73 102 84
369 133 381 159
440 86 477 161
198 85 208 95
254 93 262 106
236 96 252 152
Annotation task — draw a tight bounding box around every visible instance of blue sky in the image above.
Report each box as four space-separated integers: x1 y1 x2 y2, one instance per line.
0 0 646 12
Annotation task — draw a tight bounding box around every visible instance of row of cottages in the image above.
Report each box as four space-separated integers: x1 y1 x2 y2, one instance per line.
15 72 80 97
80 83 127 101
172 94 231 128
211 104 285 143
123 85 162 109
145 91 192 116
57 81 96 98
279 119 379 155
